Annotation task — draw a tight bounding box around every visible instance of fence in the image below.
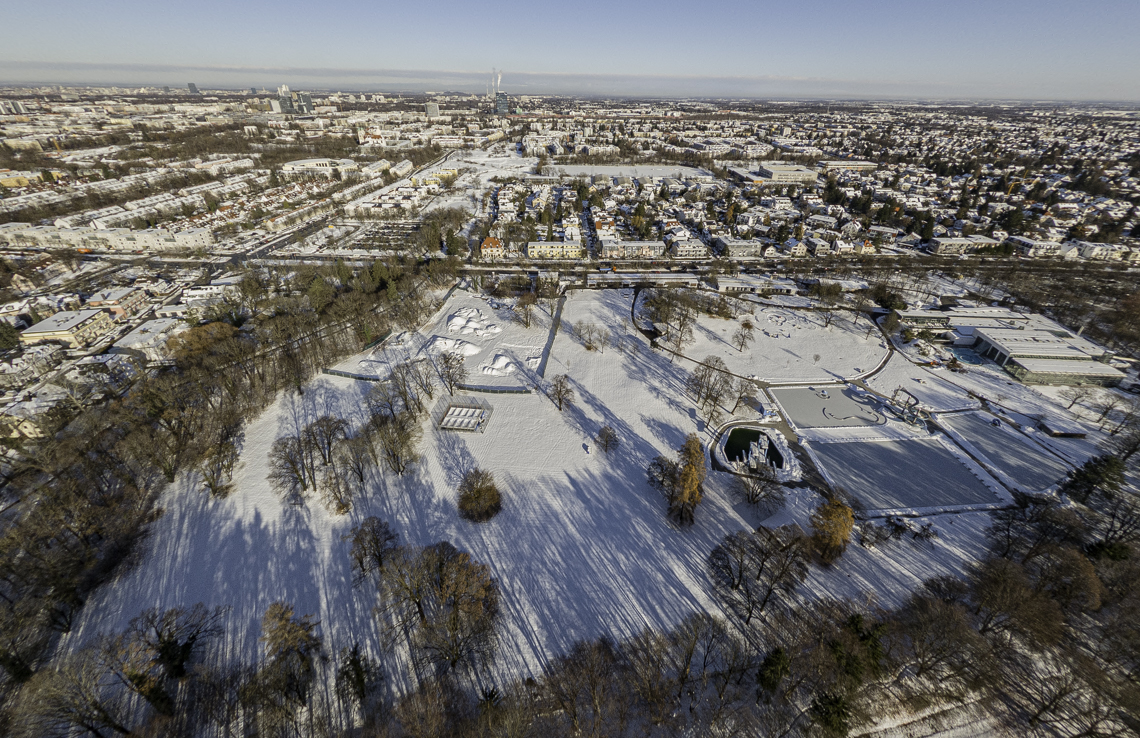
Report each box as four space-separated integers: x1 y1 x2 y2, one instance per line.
321 368 382 382
430 394 495 433
455 383 532 394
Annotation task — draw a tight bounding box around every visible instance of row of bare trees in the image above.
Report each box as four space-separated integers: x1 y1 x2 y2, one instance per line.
684 355 757 426
265 341 479 510
14 490 1138 738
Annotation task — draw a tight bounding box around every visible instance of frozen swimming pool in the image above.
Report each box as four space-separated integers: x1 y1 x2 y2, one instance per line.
770 386 885 429
940 412 1070 492
811 438 1000 512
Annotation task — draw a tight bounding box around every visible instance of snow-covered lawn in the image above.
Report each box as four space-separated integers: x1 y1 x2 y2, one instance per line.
334 290 552 390
679 307 889 384
865 353 981 413
64 290 1000 691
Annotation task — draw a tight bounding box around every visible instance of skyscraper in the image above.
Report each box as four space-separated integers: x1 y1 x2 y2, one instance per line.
495 92 509 116
425 102 440 119
187 83 200 95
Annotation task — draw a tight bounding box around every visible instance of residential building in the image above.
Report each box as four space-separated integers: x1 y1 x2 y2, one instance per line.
479 237 505 261
599 240 666 259
670 240 710 259
86 288 147 321
20 309 114 348
281 158 357 175
526 241 585 259
110 318 188 364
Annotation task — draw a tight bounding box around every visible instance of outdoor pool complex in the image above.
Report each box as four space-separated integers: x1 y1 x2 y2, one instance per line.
949 347 987 365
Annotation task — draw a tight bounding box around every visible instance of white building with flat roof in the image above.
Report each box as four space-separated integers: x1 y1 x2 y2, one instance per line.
20 309 114 348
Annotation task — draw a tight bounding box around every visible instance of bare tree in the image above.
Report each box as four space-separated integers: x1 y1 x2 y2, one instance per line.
366 378 401 422
1094 393 1125 424
344 516 400 586
197 415 243 498
968 557 1063 647
318 460 352 514
256 601 323 714
388 362 427 417
303 415 349 466
549 374 575 411
378 542 500 674
731 320 754 352
736 465 785 509
435 351 467 396
1107 398 1140 436
372 410 421 475
458 467 502 522
1058 385 1095 410
514 292 537 328
337 431 377 492
729 377 757 414
16 646 134 737
127 604 228 680
574 322 607 351
666 308 696 357
404 358 438 402
335 642 382 723
686 356 733 418
596 426 620 454
268 435 313 496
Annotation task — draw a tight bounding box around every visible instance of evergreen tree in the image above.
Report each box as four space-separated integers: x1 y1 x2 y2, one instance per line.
1058 455 1125 505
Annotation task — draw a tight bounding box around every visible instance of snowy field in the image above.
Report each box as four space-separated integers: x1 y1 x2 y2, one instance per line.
63 289 1008 696
771 385 886 429
65 290 766 684
680 307 889 383
939 411 1072 493
810 437 1004 514
865 353 981 413
333 290 553 390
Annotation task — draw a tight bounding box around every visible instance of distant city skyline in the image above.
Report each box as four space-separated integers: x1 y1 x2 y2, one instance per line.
1 0 1138 101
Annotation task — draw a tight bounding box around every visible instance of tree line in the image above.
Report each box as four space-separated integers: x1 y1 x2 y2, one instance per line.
0 252 461 732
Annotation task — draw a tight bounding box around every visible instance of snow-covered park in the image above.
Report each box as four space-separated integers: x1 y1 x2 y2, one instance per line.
60 288 1098 695
671 304 890 384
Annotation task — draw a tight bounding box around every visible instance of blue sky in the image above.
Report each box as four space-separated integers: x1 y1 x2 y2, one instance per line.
2 0 1138 100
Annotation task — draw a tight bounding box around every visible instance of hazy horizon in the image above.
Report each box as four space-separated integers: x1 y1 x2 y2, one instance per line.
2 0 1139 102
